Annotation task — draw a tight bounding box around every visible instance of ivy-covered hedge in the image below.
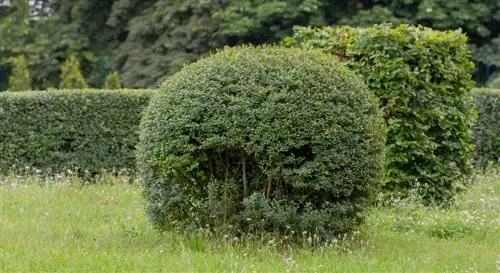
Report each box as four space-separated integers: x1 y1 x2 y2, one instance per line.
0 89 156 175
284 24 476 203
472 88 500 168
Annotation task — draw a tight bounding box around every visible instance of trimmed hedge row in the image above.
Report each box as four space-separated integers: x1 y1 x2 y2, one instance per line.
284 24 476 203
472 88 500 168
0 89 156 175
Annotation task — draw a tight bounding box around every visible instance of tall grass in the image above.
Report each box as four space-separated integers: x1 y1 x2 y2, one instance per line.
1 170 498 272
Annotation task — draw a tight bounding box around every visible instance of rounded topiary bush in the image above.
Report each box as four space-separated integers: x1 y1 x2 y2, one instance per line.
138 45 385 240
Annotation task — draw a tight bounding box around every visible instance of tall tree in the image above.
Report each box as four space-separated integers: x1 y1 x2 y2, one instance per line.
28 0 116 89
1 0 117 90
60 55 87 89
339 5 405 26
213 0 330 43
339 0 499 48
477 35 500 67
2 0 499 89
0 0 31 86
8 55 31 91
111 0 228 88
111 0 355 87
0 0 30 60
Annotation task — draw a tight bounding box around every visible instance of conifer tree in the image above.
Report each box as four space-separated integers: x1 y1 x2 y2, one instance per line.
8 55 32 91
104 71 121 89
60 55 88 89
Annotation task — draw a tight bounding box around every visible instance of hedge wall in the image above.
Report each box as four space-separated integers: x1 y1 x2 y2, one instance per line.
0 89 156 176
284 24 476 203
472 88 500 168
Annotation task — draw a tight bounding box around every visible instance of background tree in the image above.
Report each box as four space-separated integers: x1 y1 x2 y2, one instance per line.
60 55 87 89
0 0 31 62
477 35 500 76
339 5 404 27
0 0 31 90
487 75 500 89
110 0 500 87
104 71 121 89
1 0 499 89
109 0 228 88
8 55 31 91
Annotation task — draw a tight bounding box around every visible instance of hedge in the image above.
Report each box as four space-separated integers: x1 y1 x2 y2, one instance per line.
284 24 476 203
0 89 156 176
138 45 386 239
472 88 500 168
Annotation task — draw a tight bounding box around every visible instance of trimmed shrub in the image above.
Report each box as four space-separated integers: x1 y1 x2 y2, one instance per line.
105 72 122 89
472 88 500 168
138 45 386 239
8 55 31 91
60 55 87 89
0 89 155 176
284 24 476 203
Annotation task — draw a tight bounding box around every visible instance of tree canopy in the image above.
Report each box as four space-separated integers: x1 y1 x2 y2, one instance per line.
0 0 499 90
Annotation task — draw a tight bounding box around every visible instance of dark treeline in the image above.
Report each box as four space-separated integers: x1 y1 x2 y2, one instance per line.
0 0 499 90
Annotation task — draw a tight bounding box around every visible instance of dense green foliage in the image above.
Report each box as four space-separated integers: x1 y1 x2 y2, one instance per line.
8 55 31 91
105 72 121 89
0 89 155 175
138 46 386 239
487 75 500 89
472 88 500 168
60 56 88 89
0 0 498 89
477 35 500 68
107 0 500 87
284 24 475 203
0 0 94 89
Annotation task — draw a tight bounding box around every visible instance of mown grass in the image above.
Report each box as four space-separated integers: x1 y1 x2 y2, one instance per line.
1 171 498 273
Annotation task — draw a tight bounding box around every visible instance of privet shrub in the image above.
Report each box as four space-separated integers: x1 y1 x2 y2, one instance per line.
138 46 386 239
0 89 155 176
472 88 500 168
284 24 475 203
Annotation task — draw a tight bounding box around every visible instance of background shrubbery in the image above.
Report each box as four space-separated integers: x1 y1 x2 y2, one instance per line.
1 0 497 90
0 89 155 176
472 88 500 168
8 55 31 91
138 45 386 239
284 24 476 203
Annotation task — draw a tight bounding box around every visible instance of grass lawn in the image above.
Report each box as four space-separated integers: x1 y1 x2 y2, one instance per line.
1 171 498 273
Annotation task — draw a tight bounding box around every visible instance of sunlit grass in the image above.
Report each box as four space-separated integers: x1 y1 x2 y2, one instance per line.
1 171 498 272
